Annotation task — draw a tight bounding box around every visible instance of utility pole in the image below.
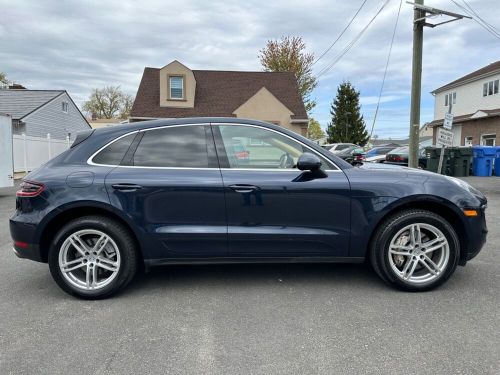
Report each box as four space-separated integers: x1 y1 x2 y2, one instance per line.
408 0 424 168
406 1 470 168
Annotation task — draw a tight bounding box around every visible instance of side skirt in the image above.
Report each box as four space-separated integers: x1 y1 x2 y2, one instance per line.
145 256 365 268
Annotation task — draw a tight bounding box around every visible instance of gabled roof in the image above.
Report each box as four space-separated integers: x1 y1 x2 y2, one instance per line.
0 89 64 119
130 68 308 120
432 61 500 94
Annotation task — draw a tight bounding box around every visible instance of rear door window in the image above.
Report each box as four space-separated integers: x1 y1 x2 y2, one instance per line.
130 125 213 168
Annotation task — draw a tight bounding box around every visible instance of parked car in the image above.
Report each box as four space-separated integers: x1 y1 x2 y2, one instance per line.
385 146 428 169
365 146 399 163
10 118 487 298
336 146 366 165
323 143 358 153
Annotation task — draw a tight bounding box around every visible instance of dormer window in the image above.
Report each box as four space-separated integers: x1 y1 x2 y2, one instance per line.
169 75 184 100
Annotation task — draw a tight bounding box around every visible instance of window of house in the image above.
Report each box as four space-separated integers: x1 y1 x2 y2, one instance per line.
169 76 184 99
62 101 69 113
483 79 499 97
444 92 456 106
464 136 473 146
481 134 496 146
217 125 334 170
131 125 210 168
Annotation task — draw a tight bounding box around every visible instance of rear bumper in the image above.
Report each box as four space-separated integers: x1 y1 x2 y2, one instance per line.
10 215 44 262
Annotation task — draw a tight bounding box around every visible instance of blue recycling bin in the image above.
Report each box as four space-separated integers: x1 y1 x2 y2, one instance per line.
495 146 500 176
472 146 496 176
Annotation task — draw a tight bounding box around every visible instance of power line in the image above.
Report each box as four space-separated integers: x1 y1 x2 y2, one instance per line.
369 0 403 140
313 0 368 66
461 0 500 35
316 0 391 79
450 0 500 39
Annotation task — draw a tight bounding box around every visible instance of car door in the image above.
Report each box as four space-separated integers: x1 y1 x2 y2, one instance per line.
104 124 227 260
213 123 351 258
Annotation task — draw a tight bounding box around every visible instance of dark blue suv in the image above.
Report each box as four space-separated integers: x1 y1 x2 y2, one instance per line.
10 118 488 298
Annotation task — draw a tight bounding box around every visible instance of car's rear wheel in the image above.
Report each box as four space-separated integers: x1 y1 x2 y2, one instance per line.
48 216 138 299
370 209 460 291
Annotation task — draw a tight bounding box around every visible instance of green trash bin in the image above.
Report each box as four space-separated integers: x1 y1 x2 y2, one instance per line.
450 147 473 177
425 147 452 175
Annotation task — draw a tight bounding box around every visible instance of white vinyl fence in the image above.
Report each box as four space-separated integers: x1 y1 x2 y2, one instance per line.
13 133 71 173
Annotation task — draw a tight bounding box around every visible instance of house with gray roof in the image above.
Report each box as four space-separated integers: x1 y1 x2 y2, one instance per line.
0 89 90 140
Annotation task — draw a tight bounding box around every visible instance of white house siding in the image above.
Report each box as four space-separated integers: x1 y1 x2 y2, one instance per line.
434 72 500 119
21 92 90 140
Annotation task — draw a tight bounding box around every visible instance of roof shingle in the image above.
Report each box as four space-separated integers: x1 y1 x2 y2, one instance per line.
130 68 308 120
0 90 64 119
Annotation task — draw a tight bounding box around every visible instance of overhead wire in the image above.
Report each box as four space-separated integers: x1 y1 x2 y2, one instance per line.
316 0 391 79
313 0 368 66
450 0 500 39
369 0 403 141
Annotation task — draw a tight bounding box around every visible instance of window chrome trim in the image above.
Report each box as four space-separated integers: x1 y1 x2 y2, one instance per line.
87 123 212 168
87 122 342 172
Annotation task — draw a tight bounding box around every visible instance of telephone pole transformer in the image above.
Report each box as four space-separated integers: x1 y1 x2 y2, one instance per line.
406 1 470 168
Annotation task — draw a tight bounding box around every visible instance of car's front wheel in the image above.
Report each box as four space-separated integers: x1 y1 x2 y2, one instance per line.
48 216 138 299
370 209 460 291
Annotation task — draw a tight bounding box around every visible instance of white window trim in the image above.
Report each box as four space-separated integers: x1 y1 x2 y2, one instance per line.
480 133 496 146
62 101 69 113
169 76 184 100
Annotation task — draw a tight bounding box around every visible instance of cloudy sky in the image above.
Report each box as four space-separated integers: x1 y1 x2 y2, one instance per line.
1 0 498 138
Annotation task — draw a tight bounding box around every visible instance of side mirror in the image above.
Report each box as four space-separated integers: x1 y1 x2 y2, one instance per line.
295 153 327 180
297 153 322 171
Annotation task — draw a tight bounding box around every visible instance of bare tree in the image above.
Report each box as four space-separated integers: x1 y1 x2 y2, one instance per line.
83 86 134 119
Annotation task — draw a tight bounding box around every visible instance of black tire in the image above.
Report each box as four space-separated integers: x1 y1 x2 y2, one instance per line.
48 216 138 299
369 209 460 292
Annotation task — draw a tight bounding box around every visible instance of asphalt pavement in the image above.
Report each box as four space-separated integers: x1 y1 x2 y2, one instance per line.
0 177 499 374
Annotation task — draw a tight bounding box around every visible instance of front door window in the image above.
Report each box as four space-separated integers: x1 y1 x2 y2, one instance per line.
216 124 334 170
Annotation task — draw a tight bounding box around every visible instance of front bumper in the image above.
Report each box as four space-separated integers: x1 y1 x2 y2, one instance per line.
461 204 488 264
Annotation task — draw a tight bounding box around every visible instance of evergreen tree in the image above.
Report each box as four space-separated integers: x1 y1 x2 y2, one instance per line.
326 81 369 145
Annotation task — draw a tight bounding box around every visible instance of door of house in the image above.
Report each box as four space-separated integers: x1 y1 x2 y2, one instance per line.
0 114 14 188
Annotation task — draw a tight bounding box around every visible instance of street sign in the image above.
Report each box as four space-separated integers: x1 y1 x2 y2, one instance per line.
443 113 454 130
437 127 453 147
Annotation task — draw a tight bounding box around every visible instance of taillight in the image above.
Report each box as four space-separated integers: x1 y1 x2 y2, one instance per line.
16 180 45 197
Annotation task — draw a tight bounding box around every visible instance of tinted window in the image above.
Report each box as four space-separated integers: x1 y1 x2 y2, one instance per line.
93 133 136 165
131 125 210 168
218 125 334 169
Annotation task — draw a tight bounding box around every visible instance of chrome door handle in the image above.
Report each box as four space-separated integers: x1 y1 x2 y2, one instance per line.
229 184 260 193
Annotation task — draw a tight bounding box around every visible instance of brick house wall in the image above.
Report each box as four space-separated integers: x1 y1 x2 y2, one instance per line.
432 116 500 146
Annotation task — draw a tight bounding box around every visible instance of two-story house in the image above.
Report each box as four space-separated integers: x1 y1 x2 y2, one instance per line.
429 61 500 146
130 60 309 135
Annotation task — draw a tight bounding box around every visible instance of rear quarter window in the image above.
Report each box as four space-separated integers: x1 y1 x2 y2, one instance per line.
92 133 136 165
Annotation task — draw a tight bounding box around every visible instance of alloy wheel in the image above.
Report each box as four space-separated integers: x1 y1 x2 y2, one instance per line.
58 229 121 291
388 223 450 284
